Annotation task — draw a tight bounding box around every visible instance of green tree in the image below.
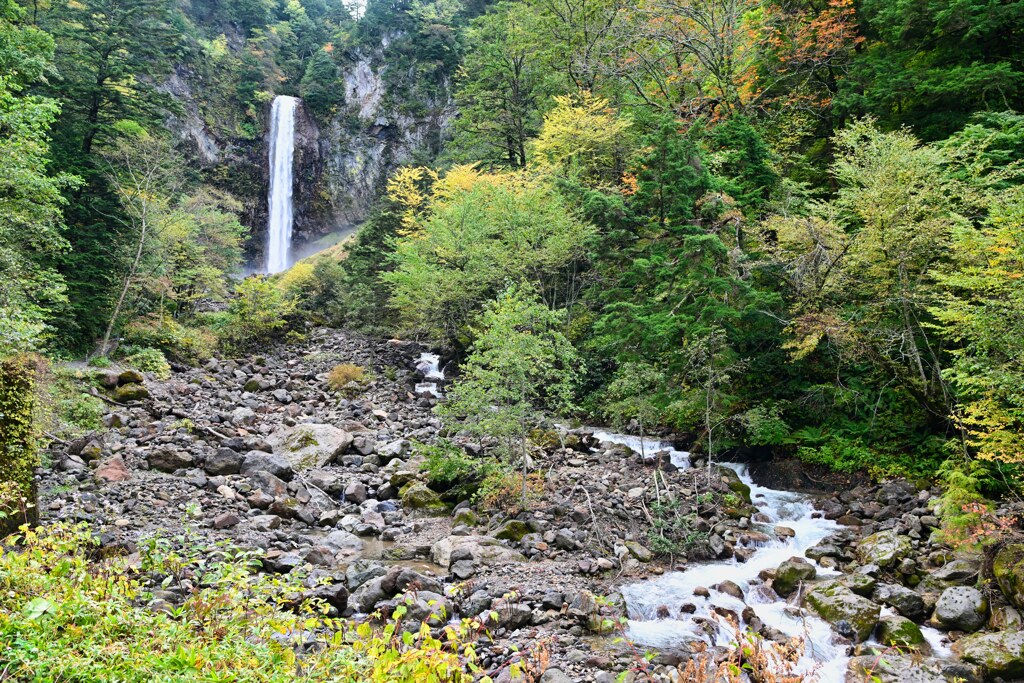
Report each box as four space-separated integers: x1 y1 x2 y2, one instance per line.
447 2 555 168
0 1 78 354
603 361 667 460
300 47 343 119
383 166 595 345
440 284 580 505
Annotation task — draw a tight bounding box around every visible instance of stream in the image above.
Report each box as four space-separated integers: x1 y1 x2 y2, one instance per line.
591 431 951 682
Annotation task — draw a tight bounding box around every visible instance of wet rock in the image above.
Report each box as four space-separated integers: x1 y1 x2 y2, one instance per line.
804 580 880 642
954 630 1024 680
322 530 364 556
934 586 987 632
993 543 1024 610
877 615 928 651
856 529 912 569
715 580 744 600
267 424 352 470
773 557 816 598
872 583 927 622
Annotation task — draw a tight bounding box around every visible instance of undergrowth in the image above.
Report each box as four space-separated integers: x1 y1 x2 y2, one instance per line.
0 523 545 682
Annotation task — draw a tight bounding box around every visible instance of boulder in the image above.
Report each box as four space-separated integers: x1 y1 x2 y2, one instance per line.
114 383 149 402
954 630 1024 680
872 583 927 622
267 424 353 470
625 541 653 563
322 530 364 556
934 586 987 632
773 557 816 598
493 520 530 542
117 369 145 385
95 455 131 483
856 529 912 569
204 447 242 476
993 544 1024 611
877 615 928 651
147 448 194 473
804 580 880 642
401 483 446 515
430 535 527 569
847 654 979 683
240 452 294 481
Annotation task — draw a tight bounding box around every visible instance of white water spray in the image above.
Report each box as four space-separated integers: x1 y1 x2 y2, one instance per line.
266 95 299 274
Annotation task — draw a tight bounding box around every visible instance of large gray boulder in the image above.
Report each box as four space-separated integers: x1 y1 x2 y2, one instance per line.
872 583 927 622
430 535 527 569
934 586 988 632
267 423 353 470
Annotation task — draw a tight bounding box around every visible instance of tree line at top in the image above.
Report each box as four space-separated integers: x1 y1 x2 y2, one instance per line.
2 0 1024 530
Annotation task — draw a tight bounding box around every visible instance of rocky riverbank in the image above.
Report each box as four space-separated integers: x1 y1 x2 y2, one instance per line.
35 329 1024 682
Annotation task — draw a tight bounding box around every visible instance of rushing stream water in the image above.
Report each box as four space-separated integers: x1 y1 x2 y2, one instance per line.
266 95 299 274
591 431 949 682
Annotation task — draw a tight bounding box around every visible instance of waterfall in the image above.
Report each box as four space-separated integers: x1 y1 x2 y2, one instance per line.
266 95 299 274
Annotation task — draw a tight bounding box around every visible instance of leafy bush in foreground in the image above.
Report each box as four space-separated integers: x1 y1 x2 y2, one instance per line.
0 524 542 682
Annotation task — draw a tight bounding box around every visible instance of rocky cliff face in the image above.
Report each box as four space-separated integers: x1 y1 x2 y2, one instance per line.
161 37 454 267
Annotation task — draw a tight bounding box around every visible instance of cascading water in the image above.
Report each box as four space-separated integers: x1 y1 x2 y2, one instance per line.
415 352 445 397
591 430 952 683
266 95 299 274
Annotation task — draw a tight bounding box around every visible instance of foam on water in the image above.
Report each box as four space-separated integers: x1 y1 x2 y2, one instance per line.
596 430 852 681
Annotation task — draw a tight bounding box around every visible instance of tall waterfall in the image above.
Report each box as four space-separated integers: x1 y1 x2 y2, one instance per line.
266 95 299 274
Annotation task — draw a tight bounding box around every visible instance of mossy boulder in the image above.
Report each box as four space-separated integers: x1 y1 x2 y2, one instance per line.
993 544 1024 611
954 630 1024 680
453 508 478 527
117 369 145 385
716 466 752 504
773 557 816 597
493 519 531 542
114 383 149 402
856 529 912 569
804 580 881 642
877 615 927 651
401 482 447 515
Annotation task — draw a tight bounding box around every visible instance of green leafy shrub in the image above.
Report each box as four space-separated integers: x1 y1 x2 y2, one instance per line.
59 392 104 432
419 440 493 501
0 523 547 682
120 347 171 380
219 277 295 355
122 316 216 364
87 355 111 368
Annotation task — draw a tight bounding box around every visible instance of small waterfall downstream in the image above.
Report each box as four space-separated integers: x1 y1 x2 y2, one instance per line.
415 352 445 397
592 430 952 682
266 95 299 274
